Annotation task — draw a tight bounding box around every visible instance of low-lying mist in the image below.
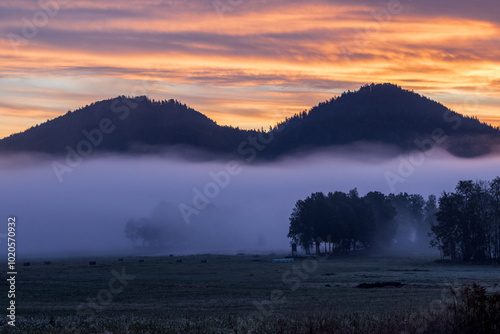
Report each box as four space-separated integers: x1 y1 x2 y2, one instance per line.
2 147 500 258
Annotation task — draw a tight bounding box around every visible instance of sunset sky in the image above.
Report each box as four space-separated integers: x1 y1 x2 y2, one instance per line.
1 0 499 139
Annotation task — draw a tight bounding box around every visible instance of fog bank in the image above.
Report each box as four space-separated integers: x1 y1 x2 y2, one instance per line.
1 148 500 258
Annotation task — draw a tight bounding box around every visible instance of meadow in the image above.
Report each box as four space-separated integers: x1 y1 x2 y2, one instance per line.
1 253 499 333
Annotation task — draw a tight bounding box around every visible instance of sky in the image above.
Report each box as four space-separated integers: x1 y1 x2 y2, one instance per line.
1 0 499 139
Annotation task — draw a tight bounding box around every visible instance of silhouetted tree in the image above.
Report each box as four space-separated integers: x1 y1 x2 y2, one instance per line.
431 178 500 262
432 192 461 260
124 219 140 245
288 189 376 255
288 198 314 254
490 177 500 261
124 217 166 248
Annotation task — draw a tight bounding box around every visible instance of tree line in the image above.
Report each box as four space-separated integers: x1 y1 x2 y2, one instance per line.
287 189 436 255
431 178 500 262
289 177 500 263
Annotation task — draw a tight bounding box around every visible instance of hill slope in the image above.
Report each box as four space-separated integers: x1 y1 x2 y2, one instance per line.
0 96 250 155
0 84 499 158
268 83 500 157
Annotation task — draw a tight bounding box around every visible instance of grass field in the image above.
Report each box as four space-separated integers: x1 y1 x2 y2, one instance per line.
1 253 499 333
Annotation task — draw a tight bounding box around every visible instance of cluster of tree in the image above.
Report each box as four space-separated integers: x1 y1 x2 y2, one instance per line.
431 178 500 263
123 200 252 251
287 189 437 255
124 218 169 248
123 201 186 249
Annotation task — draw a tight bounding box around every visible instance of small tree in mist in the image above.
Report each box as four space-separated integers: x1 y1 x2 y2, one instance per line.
124 219 140 246
124 201 190 249
124 218 166 248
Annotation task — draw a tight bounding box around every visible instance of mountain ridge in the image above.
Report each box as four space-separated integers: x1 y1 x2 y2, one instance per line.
1 83 499 158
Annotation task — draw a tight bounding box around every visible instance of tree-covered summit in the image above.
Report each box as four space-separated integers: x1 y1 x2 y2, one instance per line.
1 84 498 158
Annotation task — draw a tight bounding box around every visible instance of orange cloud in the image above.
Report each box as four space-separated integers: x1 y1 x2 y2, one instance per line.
0 0 499 138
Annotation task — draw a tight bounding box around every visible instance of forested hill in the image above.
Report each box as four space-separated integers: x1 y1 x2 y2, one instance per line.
0 96 251 154
1 84 499 158
268 83 500 157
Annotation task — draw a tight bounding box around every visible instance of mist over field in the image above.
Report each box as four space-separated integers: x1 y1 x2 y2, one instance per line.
2 147 500 258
